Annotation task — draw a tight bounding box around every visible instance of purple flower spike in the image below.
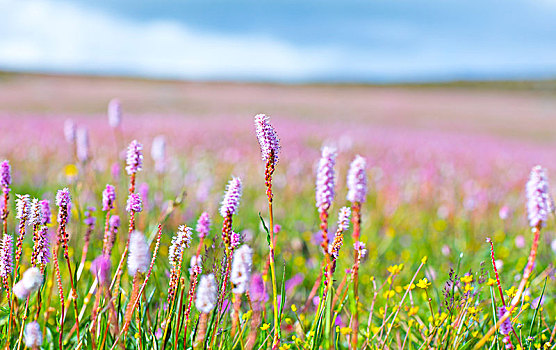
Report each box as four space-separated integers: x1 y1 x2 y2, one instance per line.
0 234 13 278
76 127 89 162
526 165 554 228
126 193 142 213
219 177 242 217
109 215 121 229
64 119 76 143
91 255 111 285
39 200 51 225
196 212 211 238
102 184 116 211
497 306 512 335
250 273 268 311
15 194 30 220
35 227 51 265
337 206 351 231
316 146 337 213
0 160 11 189
347 155 367 203
125 140 143 175
254 114 281 164
56 188 71 208
108 98 122 128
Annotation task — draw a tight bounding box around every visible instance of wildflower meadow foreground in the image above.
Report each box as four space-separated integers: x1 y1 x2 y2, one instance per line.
0 102 554 350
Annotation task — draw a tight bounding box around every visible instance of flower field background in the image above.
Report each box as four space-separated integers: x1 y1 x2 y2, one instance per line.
0 73 554 349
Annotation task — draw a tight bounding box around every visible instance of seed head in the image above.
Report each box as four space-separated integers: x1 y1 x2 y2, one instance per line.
219 177 242 217
14 267 43 299
526 165 554 228
196 274 217 313
128 231 150 276
231 245 253 294
316 146 337 213
125 140 143 175
24 321 43 348
254 114 281 165
347 155 367 203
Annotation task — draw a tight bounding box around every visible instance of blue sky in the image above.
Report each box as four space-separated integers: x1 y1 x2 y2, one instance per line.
1 0 556 83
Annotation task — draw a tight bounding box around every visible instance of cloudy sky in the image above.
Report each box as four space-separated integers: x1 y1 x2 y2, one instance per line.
1 0 556 82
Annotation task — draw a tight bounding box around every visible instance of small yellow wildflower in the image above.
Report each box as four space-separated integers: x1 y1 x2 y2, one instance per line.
417 278 431 289
421 256 428 264
464 284 474 293
383 290 395 299
487 278 496 286
291 304 297 313
395 285 402 293
340 327 352 335
505 286 517 298
468 306 478 315
260 323 270 331
279 344 291 350
408 306 419 316
405 283 416 290
387 264 404 275
461 275 473 284
64 164 79 178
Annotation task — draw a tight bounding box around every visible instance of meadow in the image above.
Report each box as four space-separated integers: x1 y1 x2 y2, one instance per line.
0 74 554 349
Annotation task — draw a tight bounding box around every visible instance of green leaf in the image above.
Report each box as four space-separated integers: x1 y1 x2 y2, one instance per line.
258 212 271 246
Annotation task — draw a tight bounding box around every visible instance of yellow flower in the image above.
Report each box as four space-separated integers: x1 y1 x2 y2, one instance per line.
387 264 404 275
460 275 473 284
487 278 496 286
64 164 79 178
291 304 297 313
417 278 431 289
340 327 352 335
279 345 291 350
464 284 474 293
383 290 395 299
395 286 402 293
468 306 478 315
421 256 428 264
242 310 252 321
405 283 416 290
260 323 270 331
408 306 419 316
505 286 517 298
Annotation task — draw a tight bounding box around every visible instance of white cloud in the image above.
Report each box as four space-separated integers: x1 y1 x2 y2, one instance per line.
0 0 340 81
